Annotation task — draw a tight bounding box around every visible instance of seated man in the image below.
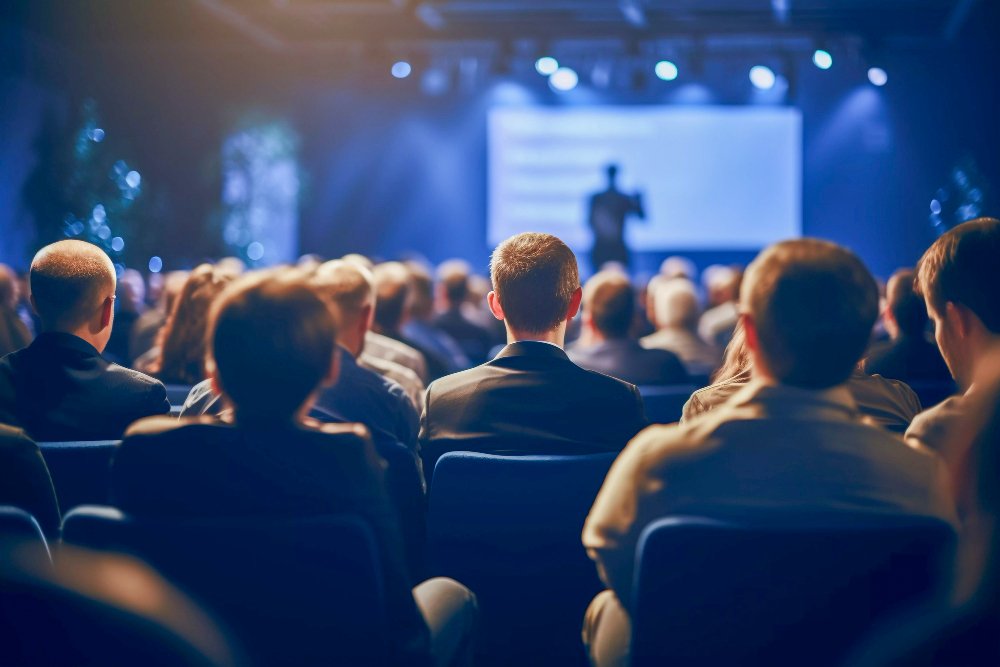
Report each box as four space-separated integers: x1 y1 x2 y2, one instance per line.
582 239 956 667
432 259 495 366
112 269 475 667
905 217 1000 515
567 270 688 386
0 240 169 441
640 277 722 378
863 268 953 386
419 232 647 477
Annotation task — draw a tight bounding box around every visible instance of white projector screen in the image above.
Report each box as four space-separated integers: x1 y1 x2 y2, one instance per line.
488 106 802 251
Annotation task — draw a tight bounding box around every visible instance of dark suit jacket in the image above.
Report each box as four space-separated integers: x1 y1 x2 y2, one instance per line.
419 341 648 476
111 416 431 666
0 332 169 442
567 338 689 387
863 335 953 386
0 424 61 540
432 308 495 366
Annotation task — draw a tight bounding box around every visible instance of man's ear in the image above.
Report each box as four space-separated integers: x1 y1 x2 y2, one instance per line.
566 286 583 320
741 312 761 355
99 296 114 329
487 290 505 321
946 301 976 339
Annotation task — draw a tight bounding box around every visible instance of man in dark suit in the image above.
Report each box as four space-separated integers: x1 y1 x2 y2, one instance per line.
0 424 61 540
0 240 169 442
864 268 953 386
432 260 495 366
568 270 688 386
419 232 648 477
112 269 476 667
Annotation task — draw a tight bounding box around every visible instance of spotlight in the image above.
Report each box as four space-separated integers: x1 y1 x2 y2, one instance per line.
110 236 125 252
535 56 559 76
868 67 888 86
247 241 265 261
812 49 833 70
549 67 578 92
148 256 163 273
391 61 412 79
749 65 776 90
125 170 141 188
654 60 679 81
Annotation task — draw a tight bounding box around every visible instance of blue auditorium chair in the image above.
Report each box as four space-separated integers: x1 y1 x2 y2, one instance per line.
637 384 699 424
0 506 50 563
163 384 195 407
630 515 956 667
427 451 617 665
62 506 388 667
38 441 119 514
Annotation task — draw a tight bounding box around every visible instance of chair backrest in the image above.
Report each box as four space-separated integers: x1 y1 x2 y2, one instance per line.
163 384 194 407
38 441 119 514
631 515 957 667
62 506 388 666
427 451 616 662
0 506 50 563
0 544 238 666
638 384 699 424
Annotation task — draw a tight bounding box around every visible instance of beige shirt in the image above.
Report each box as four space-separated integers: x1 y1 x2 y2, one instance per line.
363 331 428 383
583 379 956 607
682 368 922 432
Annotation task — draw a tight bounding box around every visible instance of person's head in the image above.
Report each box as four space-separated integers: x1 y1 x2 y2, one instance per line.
207 269 338 424
703 265 742 308
915 217 1000 390
883 268 928 339
0 265 20 310
371 262 411 334
437 259 472 308
29 240 117 350
153 264 235 385
741 238 879 389
311 259 375 356
652 278 701 332
583 270 635 340
117 269 146 314
605 163 619 186
659 256 696 281
404 261 435 320
488 232 582 339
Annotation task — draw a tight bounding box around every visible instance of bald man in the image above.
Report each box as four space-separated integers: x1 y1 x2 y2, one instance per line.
0 241 169 441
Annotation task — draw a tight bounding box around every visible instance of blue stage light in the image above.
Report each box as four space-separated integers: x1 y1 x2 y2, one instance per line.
125 170 141 188
812 50 833 70
749 65 776 90
549 67 578 92
535 56 559 76
247 241 265 261
654 60 679 81
868 67 888 86
110 236 125 252
391 61 412 79
148 256 163 273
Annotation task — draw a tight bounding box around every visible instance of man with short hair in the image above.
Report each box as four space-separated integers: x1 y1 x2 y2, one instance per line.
0 240 169 441
905 217 1000 509
567 270 688 386
581 238 956 666
419 232 647 477
432 259 494 366
640 278 721 378
863 268 952 386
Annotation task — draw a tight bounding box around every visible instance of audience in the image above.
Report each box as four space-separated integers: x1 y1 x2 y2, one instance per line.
581 238 956 667
402 261 469 373
698 264 742 349
137 264 234 385
640 277 722 378
418 232 647 477
433 259 495 366
0 240 169 441
905 217 1000 515
0 265 31 358
567 270 688 386
128 270 188 367
111 269 476 667
863 268 953 386
683 320 923 432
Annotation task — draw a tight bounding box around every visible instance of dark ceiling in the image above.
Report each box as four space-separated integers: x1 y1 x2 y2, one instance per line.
4 0 993 51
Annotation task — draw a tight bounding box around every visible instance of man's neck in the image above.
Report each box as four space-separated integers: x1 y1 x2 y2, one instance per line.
967 336 1000 394
506 324 566 348
43 326 105 353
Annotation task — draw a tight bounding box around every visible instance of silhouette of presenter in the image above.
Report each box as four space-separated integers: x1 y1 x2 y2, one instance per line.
588 164 645 271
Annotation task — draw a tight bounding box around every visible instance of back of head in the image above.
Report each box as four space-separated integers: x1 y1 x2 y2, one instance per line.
490 232 580 334
0 265 18 309
653 278 701 331
403 261 434 319
311 259 375 328
208 269 337 423
156 265 235 385
742 238 879 389
371 262 411 332
584 270 635 339
885 268 928 337
29 240 115 333
916 217 1000 334
437 259 472 306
